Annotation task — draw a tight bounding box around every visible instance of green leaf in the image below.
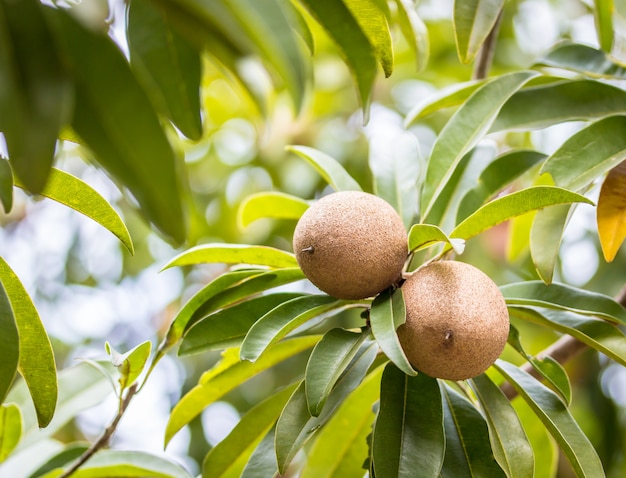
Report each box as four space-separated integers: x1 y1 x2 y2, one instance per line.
596 0 615 51
373 364 444 478
105 340 152 391
0 275 19 404
300 366 383 478
495 360 605 478
0 257 56 428
540 115 626 192
286 145 362 192
393 0 429 72
510 306 626 367
456 149 547 224
449 186 593 241
501 281 626 324
127 0 202 140
0 0 71 194
369 130 421 227
305 328 371 416
370 289 417 376
41 450 193 478
420 71 538 220
202 384 297 478
0 403 22 463
453 0 505 63
238 192 310 228
530 204 572 283
45 8 186 244
0 157 13 213
537 42 623 78
275 347 379 473
440 385 506 478
240 295 344 361
240 427 278 478
14 167 134 254
162 244 298 270
491 79 626 132
296 0 378 119
408 224 465 255
470 374 534 478
165 336 320 447
29 443 89 478
180 293 302 355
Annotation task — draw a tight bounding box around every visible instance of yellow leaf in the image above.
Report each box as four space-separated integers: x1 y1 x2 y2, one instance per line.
597 160 626 262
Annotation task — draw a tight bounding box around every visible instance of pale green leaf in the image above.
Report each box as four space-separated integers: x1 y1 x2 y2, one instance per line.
537 42 623 78
0 403 22 463
105 340 152 391
595 1 615 51
393 0 429 72
408 224 465 255
530 204 572 284
238 192 309 228
286 145 362 192
453 0 505 63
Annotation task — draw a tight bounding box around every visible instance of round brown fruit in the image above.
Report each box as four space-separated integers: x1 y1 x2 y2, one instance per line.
397 260 509 380
293 191 408 300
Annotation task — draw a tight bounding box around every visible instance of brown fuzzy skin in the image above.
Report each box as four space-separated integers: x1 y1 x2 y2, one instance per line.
293 191 408 300
397 261 510 380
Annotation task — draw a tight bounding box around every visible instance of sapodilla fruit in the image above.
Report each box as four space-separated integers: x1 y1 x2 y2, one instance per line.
293 191 407 300
397 261 509 380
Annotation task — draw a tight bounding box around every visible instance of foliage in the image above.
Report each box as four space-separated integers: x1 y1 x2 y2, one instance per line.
2 0 626 477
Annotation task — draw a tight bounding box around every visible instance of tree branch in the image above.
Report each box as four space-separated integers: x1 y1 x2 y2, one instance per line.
472 10 504 80
501 284 626 400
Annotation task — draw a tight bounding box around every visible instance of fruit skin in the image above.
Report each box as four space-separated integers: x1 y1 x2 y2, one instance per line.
293 191 408 300
397 261 509 380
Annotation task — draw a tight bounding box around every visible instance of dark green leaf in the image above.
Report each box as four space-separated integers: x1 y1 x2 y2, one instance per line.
373 364 444 478
370 289 417 376
470 375 534 478
0 403 22 463
537 42 623 78
495 360 604 478
238 192 310 228
28 443 89 478
0 157 13 213
0 0 71 193
453 0 505 63
240 427 278 478
180 293 302 355
45 8 186 243
440 385 506 478
0 278 19 404
127 0 202 140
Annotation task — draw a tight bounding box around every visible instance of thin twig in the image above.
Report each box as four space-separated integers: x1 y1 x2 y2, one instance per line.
58 382 139 478
501 284 626 400
472 10 504 80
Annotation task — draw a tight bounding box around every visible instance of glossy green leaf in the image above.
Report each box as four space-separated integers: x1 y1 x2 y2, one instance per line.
470 374 534 478
421 71 538 220
595 1 615 51
180 293 302 355
373 364 444 478
537 42 623 78
305 328 371 416
275 345 378 473
163 243 298 270
440 385 506 478
45 8 186 243
541 115 626 192
297 0 378 118
408 224 465 255
0 0 71 194
41 450 193 478
105 340 152 391
14 167 134 254
453 0 505 63
202 384 297 478
127 0 202 140
530 204 572 283
510 306 626 367
393 0 429 72
240 295 344 361
0 276 19 405
238 192 310 228
450 186 593 241
369 130 421 227
165 336 320 446
0 157 13 213
0 258 55 425
286 145 362 192
501 281 626 324
495 360 605 478
456 149 547 224
240 427 278 478
491 79 626 132
370 289 417 376
301 366 383 478
0 403 22 463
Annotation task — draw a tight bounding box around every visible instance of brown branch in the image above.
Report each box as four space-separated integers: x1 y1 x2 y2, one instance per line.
501 284 626 400
58 382 139 478
472 10 504 80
